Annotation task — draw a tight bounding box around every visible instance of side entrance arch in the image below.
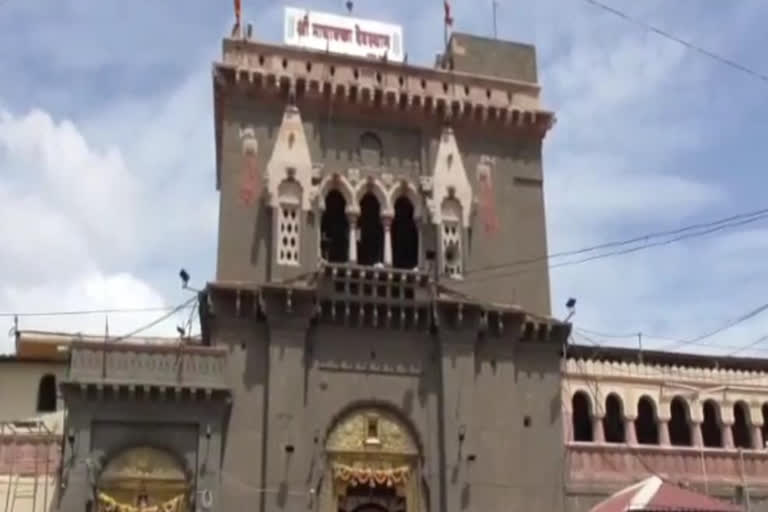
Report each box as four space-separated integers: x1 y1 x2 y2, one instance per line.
322 405 424 512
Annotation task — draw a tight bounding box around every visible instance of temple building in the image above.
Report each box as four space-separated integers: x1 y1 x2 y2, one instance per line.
50 11 570 512
0 8 762 512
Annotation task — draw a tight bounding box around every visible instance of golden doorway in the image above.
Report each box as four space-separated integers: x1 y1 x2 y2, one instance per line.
323 407 423 512
96 446 189 512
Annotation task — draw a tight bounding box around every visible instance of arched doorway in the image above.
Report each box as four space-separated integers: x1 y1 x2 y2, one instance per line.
323 407 423 512
97 446 189 511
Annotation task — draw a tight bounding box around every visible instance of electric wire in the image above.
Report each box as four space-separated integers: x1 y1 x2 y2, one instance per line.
0 306 185 318
568 331 768 387
460 209 768 284
581 0 768 85
107 297 197 343
572 299 768 354
466 207 768 277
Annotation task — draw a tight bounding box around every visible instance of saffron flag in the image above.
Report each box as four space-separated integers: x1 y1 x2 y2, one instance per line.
232 0 242 36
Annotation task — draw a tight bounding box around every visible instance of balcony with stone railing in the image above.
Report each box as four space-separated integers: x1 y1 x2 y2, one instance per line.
567 441 768 490
65 341 229 394
315 262 432 329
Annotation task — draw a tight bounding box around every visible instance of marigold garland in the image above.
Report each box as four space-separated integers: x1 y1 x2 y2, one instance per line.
332 463 410 487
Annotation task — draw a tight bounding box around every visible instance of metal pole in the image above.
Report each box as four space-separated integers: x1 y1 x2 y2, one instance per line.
739 448 751 511
4 424 16 512
43 425 50 512
32 424 39 512
492 0 498 39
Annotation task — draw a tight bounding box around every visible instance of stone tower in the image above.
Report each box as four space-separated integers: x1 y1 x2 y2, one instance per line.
206 24 569 512
55 15 571 512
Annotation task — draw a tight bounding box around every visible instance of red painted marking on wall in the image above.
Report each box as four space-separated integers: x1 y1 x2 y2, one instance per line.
239 151 262 206
477 169 499 235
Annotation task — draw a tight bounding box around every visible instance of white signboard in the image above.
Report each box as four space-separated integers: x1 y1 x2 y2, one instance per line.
284 7 404 63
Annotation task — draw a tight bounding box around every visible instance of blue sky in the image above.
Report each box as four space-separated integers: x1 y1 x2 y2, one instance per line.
2 0 768 356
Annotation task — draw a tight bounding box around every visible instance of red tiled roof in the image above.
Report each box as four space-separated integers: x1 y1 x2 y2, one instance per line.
590 476 743 512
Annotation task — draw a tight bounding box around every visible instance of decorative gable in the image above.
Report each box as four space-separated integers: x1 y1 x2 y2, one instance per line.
264 105 313 211
428 126 473 227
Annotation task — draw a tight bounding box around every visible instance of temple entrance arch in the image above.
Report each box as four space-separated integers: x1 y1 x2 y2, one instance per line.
96 446 189 512
322 405 424 512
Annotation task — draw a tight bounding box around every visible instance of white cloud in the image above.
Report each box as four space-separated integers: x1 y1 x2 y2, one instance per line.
0 86 214 353
1 272 188 345
530 0 768 356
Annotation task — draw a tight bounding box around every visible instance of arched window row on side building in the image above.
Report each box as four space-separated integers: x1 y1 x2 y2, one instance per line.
568 390 767 450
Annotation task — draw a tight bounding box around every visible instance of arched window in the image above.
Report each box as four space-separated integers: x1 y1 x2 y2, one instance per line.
321 190 349 263
359 132 383 167
762 403 768 449
37 374 57 413
572 391 593 442
358 193 384 265
603 394 625 443
636 396 659 445
440 198 462 278
670 396 692 446
702 400 722 448
733 401 752 449
392 196 418 269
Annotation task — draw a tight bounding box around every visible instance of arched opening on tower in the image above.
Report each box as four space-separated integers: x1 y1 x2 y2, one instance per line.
321 190 349 263
392 196 418 269
733 401 752 449
702 400 722 448
635 396 659 445
358 193 384 266
571 391 593 442
603 394 625 443
669 396 692 446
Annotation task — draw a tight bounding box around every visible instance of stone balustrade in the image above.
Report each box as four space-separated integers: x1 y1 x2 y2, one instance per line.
66 341 229 391
568 442 768 487
316 262 432 329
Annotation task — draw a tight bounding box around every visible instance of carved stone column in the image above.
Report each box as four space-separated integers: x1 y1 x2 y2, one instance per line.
624 416 638 445
691 420 704 447
383 216 393 266
658 419 671 446
348 214 358 263
722 420 735 449
753 424 764 450
592 415 605 443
